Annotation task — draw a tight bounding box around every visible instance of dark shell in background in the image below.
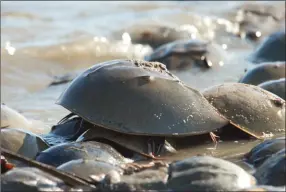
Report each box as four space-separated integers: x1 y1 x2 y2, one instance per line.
57 159 123 183
202 83 286 139
41 115 89 146
233 2 285 42
112 24 193 49
1 128 49 159
1 167 69 192
167 156 256 191
254 148 286 186
56 59 228 137
144 39 226 71
258 78 286 100
49 71 79 86
249 31 285 64
35 141 129 167
239 62 285 85
245 137 285 167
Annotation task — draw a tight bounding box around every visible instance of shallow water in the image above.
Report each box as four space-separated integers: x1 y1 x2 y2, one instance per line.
1 1 285 161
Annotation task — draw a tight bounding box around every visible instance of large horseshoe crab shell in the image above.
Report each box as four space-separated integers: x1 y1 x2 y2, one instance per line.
202 83 286 139
56 59 228 137
144 39 226 70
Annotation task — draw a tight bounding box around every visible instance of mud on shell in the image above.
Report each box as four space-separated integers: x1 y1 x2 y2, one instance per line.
202 83 286 139
56 59 228 137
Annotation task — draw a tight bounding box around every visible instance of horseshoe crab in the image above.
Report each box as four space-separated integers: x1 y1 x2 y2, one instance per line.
254 148 286 186
113 24 194 49
35 141 132 167
75 124 176 159
1 103 48 134
1 128 49 159
57 159 124 183
167 156 256 191
42 113 89 146
202 83 286 139
144 39 226 70
92 164 169 191
244 137 285 167
258 78 285 100
55 59 229 158
95 156 256 191
249 31 285 64
1 148 92 190
239 62 285 85
1 167 71 191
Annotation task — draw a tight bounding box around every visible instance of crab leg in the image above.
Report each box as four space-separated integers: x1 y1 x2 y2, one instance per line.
210 132 220 145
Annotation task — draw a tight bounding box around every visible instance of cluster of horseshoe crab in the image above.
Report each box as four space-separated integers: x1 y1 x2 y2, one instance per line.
1 27 286 191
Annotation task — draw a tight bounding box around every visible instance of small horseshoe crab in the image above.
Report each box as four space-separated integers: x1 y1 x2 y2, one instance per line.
113 24 194 49
54 59 229 159
1 148 92 191
244 137 285 167
254 148 286 186
258 78 285 100
1 103 48 135
239 62 285 85
249 31 285 64
167 156 256 191
35 141 132 167
144 39 226 70
41 113 90 146
57 159 124 183
1 128 49 159
202 83 286 139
